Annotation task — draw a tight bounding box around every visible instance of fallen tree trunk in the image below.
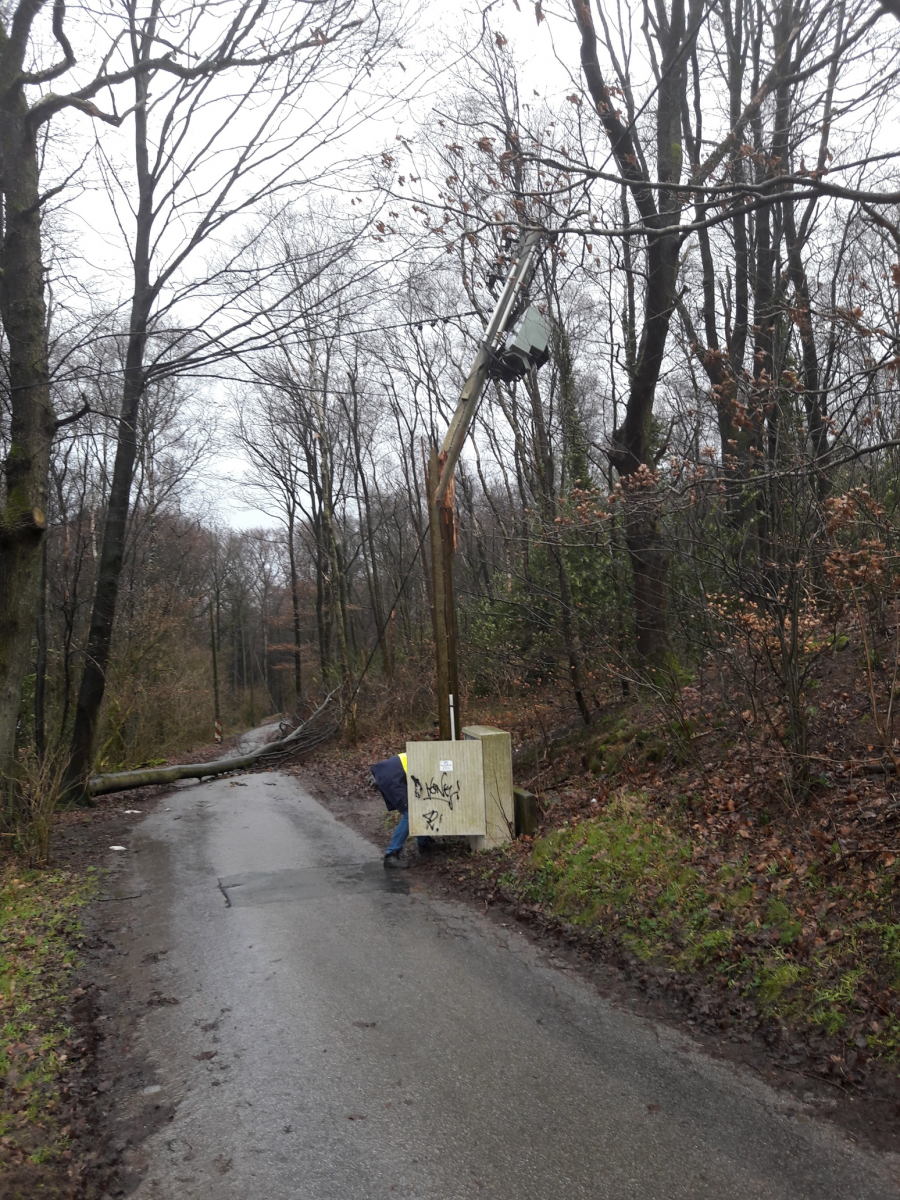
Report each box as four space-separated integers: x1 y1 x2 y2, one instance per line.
87 694 337 797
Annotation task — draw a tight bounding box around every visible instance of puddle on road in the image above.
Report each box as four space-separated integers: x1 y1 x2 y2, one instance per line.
217 862 411 907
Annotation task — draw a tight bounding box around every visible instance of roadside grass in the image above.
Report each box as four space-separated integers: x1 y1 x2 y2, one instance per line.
0 861 97 1175
489 790 900 1065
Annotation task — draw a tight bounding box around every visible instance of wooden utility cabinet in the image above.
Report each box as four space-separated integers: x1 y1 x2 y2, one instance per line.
463 725 514 850
406 740 486 837
405 727 515 849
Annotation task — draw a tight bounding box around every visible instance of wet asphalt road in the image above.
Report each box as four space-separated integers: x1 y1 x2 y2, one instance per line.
103 766 900 1199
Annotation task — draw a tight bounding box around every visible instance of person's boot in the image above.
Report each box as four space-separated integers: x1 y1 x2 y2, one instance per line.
383 853 408 869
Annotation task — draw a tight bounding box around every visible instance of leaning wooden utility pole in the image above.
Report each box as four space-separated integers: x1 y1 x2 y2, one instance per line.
427 229 549 739
426 448 461 740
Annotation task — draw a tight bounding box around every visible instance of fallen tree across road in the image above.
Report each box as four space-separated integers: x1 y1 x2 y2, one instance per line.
87 694 338 797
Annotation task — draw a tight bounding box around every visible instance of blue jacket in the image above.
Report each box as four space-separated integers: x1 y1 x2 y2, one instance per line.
370 754 408 813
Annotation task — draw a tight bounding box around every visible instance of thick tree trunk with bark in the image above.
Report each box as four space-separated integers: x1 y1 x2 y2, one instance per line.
624 501 672 668
63 341 149 793
0 57 55 769
35 540 48 759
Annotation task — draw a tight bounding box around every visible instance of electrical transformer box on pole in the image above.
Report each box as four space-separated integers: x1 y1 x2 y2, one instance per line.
415 228 543 838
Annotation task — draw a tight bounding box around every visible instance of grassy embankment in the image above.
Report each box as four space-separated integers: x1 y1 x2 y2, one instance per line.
0 862 97 1181
484 788 900 1060
436 689 900 1077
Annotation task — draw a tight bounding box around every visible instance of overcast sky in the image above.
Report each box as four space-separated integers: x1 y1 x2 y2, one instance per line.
197 0 583 530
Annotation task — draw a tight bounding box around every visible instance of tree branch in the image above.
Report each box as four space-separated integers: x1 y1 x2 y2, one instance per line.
53 402 90 431
27 20 363 129
569 0 658 225
19 0 75 84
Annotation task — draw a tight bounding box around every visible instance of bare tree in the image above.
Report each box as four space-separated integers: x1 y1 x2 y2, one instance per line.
1 0 388 770
62 0 401 793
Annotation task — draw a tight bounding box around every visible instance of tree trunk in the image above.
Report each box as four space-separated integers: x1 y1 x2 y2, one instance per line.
312 510 330 678
623 501 671 669
326 528 355 737
64 65 154 798
783 208 829 468
318 451 354 731
348 376 391 679
525 374 591 725
88 694 337 796
209 601 221 741
572 0 698 671
35 540 48 760
286 513 304 705
0 87 54 769
247 630 256 726
550 539 592 723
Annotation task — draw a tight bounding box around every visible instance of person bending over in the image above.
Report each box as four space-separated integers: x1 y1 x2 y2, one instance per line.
369 753 435 868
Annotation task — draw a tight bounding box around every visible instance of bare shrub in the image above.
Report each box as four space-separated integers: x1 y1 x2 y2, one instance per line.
1 749 66 864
